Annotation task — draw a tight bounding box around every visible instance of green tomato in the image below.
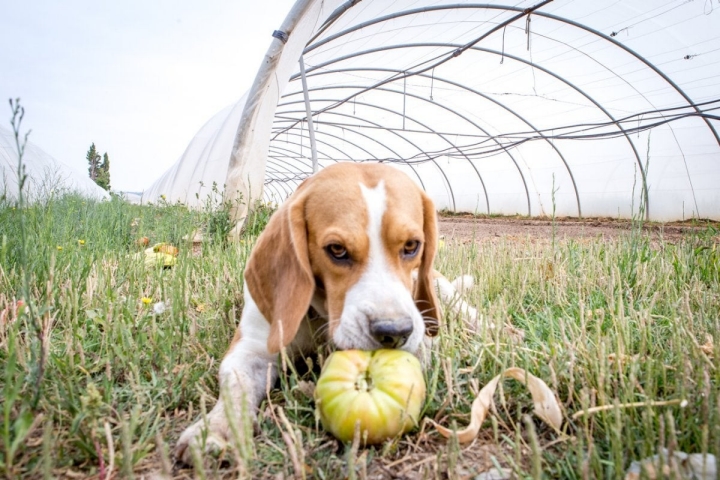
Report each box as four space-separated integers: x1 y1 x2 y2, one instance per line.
314 349 426 444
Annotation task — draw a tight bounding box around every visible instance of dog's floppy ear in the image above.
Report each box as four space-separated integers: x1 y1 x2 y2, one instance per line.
244 190 314 354
414 191 441 336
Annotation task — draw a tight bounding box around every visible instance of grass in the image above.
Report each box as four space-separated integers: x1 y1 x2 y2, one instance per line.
1 103 719 478
1 190 719 479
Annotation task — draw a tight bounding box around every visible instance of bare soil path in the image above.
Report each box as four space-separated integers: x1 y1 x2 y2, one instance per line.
438 214 718 243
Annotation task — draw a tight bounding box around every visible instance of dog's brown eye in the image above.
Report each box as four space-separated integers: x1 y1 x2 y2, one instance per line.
326 243 350 262
402 240 421 258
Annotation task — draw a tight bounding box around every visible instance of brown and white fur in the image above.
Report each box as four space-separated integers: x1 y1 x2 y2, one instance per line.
174 162 479 463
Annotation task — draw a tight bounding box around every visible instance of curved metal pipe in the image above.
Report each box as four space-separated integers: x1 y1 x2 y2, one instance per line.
276 101 461 210
275 112 432 193
291 44 643 217
274 118 382 161
275 130 356 160
275 110 438 192
293 64 575 215
297 3 720 218
283 79 533 214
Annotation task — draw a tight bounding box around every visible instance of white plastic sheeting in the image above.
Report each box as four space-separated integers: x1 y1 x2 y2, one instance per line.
141 94 248 206
1 126 109 203
144 0 720 222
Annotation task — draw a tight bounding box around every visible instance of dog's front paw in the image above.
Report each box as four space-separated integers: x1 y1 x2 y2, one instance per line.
174 416 230 465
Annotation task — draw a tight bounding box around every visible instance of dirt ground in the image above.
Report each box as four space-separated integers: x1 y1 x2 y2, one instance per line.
437 214 718 243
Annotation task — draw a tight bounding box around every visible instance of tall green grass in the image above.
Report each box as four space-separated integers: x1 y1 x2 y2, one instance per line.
0 190 253 476
439 225 719 476
1 187 718 478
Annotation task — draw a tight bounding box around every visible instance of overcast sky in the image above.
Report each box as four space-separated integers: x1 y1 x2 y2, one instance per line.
1 1 296 192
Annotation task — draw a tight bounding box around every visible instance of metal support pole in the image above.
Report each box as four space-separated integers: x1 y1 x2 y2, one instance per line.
402 75 406 130
299 55 319 173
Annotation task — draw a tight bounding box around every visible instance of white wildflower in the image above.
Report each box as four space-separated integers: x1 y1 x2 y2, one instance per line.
153 301 167 315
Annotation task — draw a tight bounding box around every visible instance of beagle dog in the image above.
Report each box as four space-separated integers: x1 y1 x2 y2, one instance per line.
175 162 477 463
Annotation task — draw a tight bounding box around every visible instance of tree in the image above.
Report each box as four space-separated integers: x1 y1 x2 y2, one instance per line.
97 152 110 191
86 143 110 191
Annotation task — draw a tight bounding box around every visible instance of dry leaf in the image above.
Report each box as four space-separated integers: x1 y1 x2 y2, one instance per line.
293 380 315 400
430 367 562 443
607 353 637 366
700 334 714 357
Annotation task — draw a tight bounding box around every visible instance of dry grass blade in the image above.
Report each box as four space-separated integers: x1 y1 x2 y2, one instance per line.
276 406 306 480
104 421 115 480
572 398 689 420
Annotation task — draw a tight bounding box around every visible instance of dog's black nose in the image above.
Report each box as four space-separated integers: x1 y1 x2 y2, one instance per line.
370 319 413 349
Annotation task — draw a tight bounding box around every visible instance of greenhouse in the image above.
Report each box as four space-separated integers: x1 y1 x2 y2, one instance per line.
143 0 720 224
1 125 109 203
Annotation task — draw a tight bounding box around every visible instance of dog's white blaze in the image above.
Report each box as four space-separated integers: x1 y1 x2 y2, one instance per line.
332 180 424 352
360 180 388 276
358 180 403 302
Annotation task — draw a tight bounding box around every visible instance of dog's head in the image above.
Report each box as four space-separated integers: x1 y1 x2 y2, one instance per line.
244 162 439 354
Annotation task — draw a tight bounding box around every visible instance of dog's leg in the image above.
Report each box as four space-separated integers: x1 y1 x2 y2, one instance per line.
174 289 277 464
434 274 486 331
451 274 474 295
435 274 526 343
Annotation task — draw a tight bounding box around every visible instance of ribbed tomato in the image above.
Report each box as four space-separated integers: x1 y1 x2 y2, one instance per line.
314 349 426 444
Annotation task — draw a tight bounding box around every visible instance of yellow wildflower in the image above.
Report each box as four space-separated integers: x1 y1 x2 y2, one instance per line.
141 297 152 305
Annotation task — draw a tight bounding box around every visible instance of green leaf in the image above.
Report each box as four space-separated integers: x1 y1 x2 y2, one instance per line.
9 410 35 459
